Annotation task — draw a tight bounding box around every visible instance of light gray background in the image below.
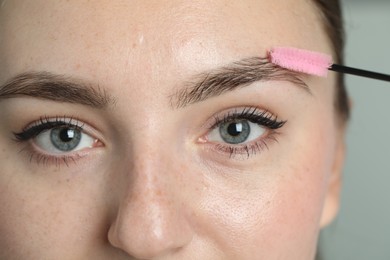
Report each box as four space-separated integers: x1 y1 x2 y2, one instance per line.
320 0 390 259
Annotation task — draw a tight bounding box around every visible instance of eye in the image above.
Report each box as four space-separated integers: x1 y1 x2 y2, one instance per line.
13 116 102 166
208 119 266 145
35 126 96 154
201 107 286 158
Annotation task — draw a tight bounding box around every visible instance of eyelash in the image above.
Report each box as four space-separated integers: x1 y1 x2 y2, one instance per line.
206 107 286 158
13 116 97 167
12 108 284 166
14 116 84 141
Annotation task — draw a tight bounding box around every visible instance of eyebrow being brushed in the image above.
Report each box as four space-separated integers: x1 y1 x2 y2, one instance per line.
171 57 310 109
0 57 308 109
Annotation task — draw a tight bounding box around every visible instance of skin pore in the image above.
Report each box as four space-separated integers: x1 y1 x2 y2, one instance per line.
0 1 345 259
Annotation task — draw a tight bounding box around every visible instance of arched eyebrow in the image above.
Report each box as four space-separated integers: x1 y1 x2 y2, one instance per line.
170 57 310 109
0 57 309 109
0 71 114 109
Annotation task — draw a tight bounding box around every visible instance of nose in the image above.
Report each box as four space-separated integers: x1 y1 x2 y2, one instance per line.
107 155 194 259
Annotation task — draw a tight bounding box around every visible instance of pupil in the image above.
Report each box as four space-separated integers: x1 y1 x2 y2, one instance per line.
59 129 75 142
227 123 242 136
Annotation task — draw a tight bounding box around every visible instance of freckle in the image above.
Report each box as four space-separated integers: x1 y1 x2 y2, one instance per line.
155 189 163 196
75 63 81 70
132 43 137 49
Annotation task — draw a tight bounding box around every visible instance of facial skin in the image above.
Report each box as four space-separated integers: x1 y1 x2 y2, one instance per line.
0 0 345 259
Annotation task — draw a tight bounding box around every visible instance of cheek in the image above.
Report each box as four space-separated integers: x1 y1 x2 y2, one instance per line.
265 118 336 256
195 117 335 258
272 160 329 248
0 173 54 257
0 161 108 258
198 166 328 258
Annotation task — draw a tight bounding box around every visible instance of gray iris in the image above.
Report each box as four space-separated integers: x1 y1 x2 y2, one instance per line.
219 120 250 144
50 127 82 151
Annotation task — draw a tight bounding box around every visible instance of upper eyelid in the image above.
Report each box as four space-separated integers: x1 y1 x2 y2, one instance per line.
24 117 84 131
13 116 104 143
14 122 82 141
14 117 84 138
206 107 282 128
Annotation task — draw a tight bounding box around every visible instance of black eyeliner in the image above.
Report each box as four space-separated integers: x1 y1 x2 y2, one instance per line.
212 107 286 130
13 117 83 142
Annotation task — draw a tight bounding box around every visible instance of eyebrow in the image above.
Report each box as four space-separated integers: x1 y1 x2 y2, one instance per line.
0 58 308 110
0 71 113 109
171 57 310 108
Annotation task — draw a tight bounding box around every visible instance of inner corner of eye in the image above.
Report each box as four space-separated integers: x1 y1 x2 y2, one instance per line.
197 135 208 144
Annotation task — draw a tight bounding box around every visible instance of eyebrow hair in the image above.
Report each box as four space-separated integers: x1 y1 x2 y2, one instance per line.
171 57 310 108
0 71 113 108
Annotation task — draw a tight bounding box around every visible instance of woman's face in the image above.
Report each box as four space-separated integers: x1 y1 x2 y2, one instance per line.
0 0 345 259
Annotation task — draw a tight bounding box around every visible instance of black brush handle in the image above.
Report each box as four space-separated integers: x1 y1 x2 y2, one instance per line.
330 64 390 82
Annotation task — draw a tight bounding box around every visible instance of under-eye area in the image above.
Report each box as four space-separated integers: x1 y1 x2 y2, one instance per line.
12 116 103 166
199 106 286 159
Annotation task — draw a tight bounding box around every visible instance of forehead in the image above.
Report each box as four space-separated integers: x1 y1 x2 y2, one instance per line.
0 0 331 83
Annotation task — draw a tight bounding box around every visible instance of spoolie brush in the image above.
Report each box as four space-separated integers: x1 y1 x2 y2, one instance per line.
268 47 390 82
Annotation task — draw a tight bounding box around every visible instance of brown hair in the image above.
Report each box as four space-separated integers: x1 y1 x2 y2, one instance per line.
312 0 350 122
312 3 348 259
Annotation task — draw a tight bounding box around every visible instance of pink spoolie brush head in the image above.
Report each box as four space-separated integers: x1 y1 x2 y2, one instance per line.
268 47 333 77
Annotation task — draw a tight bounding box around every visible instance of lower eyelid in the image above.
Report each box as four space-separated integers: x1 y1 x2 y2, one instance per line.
17 140 100 167
200 130 281 159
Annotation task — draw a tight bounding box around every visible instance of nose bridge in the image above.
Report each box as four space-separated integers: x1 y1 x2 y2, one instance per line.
108 135 194 258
